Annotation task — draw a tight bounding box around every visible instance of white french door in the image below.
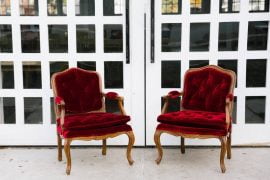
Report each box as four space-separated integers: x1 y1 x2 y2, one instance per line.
145 0 270 146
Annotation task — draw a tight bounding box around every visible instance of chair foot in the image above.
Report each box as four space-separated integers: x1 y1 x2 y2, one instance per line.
64 139 72 175
102 139 107 156
219 137 227 173
126 131 135 165
154 130 163 165
181 137 185 154
57 133 62 161
227 133 231 159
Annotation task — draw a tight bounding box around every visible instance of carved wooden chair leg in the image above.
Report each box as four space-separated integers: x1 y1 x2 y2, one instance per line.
154 130 163 164
126 131 135 165
181 137 185 154
102 139 107 156
57 133 62 161
227 133 231 159
219 137 227 173
64 139 72 175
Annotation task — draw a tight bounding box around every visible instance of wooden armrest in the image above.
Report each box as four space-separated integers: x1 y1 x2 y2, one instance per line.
102 92 126 115
225 93 234 127
161 90 183 114
54 96 65 127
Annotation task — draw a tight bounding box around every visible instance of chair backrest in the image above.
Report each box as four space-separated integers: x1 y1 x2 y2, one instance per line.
182 65 236 113
51 68 103 114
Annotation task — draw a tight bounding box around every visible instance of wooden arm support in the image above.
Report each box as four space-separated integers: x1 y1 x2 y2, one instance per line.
102 92 127 115
225 94 234 127
161 91 183 114
55 96 66 128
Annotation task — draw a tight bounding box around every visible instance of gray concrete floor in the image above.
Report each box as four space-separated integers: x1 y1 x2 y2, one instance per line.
0 147 269 180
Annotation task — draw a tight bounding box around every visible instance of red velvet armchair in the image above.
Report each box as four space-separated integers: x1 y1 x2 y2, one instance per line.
51 68 135 175
154 65 236 173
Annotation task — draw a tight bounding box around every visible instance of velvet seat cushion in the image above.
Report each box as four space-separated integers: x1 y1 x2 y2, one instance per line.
158 110 227 130
58 124 132 138
57 112 130 130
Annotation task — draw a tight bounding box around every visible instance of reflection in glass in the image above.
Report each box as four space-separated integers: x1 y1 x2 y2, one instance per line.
190 0 210 14
50 61 69 82
162 23 181 52
21 25 40 53
104 24 123 53
218 59 238 87
245 96 265 123
249 0 269 12
23 61 42 89
50 97 56 124
0 25 12 53
20 0 39 16
189 60 209 68
48 25 68 53
0 0 11 15
104 61 123 88
162 0 181 14
103 0 123 16
105 99 122 114
190 23 210 51
24 97 43 124
246 59 267 87
247 21 268 50
0 61 14 89
76 25 95 53
232 96 237 123
0 97 15 124
162 61 181 88
77 61 96 71
220 0 240 13
218 22 239 51
75 0 95 16
161 97 180 112
47 0 67 16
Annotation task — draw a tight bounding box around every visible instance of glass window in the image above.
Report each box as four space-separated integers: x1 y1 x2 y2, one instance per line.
77 61 96 71
218 22 239 51
48 25 68 53
161 61 181 88
162 23 181 52
50 97 56 124
23 61 42 89
0 97 15 124
0 0 11 16
76 25 95 53
245 96 266 123
47 0 67 16
20 0 39 16
24 97 43 124
0 25 12 53
220 0 240 13
103 0 123 16
189 60 209 68
190 23 210 52
21 25 40 53
104 61 123 88
190 0 210 14
162 0 181 14
50 61 69 85
218 59 238 87
247 21 269 50
249 0 269 12
161 97 180 112
104 24 123 53
246 59 267 87
0 61 14 89
232 96 237 123
75 0 95 16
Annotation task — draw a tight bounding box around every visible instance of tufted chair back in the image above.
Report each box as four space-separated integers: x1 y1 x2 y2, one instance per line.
52 68 103 114
182 65 236 113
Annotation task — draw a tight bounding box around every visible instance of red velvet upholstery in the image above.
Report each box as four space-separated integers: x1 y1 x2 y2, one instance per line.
58 124 132 138
158 110 226 130
182 68 232 113
168 91 182 99
53 68 102 113
105 92 119 99
57 112 130 130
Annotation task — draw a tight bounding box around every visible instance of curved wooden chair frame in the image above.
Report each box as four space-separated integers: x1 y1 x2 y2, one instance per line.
52 69 135 175
154 65 236 173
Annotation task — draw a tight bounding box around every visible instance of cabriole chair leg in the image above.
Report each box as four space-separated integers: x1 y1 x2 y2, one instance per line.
126 131 135 165
181 137 185 154
64 139 72 175
102 139 107 155
219 137 227 173
154 130 163 164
